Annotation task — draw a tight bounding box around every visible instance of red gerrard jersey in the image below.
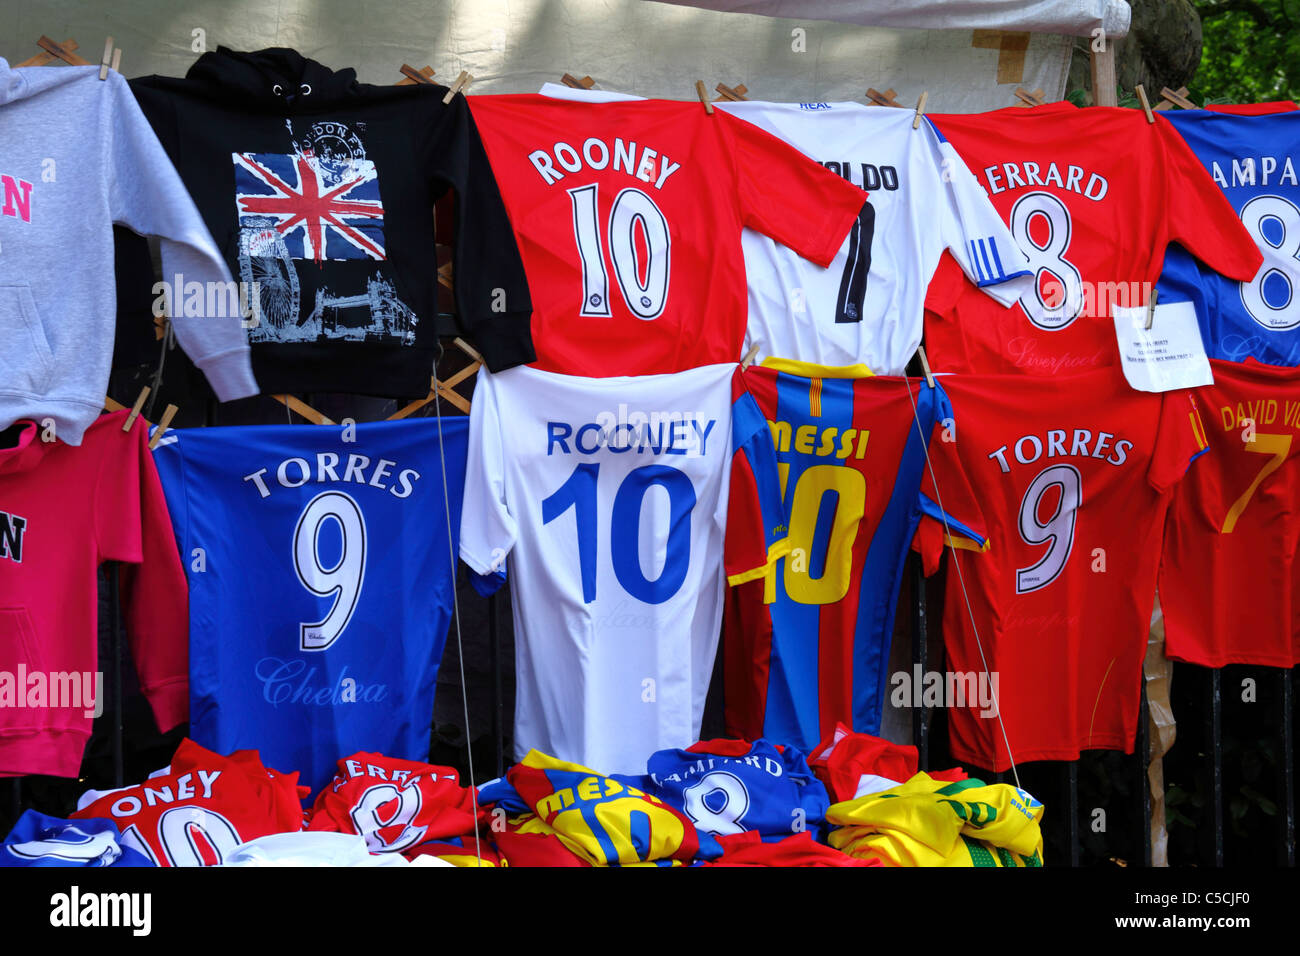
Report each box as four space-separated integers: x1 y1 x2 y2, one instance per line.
71 739 306 866
922 103 1262 375
1160 359 1300 667
468 95 867 375
307 752 483 855
914 370 1209 771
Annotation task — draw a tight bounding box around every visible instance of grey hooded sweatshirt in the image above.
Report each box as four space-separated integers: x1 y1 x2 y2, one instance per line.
0 58 257 444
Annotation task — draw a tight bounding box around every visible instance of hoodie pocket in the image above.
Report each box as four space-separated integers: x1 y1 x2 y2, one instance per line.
0 607 43 716
0 283 54 394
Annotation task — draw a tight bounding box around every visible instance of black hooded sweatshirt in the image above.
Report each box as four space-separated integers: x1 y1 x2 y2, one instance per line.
125 47 533 396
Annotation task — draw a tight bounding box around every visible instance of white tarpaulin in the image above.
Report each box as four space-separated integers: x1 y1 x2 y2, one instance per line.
651 0 1131 38
6 0 1083 111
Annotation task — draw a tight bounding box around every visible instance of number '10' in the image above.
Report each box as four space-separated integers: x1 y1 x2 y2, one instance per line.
542 463 696 604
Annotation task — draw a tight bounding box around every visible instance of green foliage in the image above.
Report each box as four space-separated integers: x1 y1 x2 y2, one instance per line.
1193 0 1300 104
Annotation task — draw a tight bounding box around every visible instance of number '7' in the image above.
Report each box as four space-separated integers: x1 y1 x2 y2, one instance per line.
1221 432 1292 533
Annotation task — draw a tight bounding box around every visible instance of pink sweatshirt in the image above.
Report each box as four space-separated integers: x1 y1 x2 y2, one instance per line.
0 410 188 777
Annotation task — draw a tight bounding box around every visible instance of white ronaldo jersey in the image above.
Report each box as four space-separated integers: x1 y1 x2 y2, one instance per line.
538 84 1033 374
459 362 785 775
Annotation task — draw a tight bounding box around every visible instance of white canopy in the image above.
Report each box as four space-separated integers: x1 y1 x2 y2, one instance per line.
649 0 1131 38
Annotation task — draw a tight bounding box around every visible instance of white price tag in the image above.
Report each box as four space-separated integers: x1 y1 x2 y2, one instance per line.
1113 301 1214 392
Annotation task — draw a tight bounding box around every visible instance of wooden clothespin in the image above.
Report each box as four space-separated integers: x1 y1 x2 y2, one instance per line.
695 81 714 115
272 395 335 425
398 64 436 85
1014 87 1047 107
122 386 151 431
1135 84 1155 123
1157 86 1197 111
437 261 454 293
103 396 126 413
452 337 483 364
912 91 929 130
714 82 748 102
148 405 178 449
916 346 935 388
865 88 902 108
111 47 121 74
17 37 79 66
442 71 472 104
740 343 761 369
98 37 114 79
1145 289 1159 330
561 73 595 89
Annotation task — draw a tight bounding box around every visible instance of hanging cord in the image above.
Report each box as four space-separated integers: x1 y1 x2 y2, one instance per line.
901 375 1021 790
428 340 483 865
144 319 174 421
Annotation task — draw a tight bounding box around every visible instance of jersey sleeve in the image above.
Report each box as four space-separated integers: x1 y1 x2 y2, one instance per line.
423 91 535 372
96 418 190 733
926 123 1032 305
913 386 989 576
1148 389 1211 494
458 368 517 596
721 110 869 268
1157 115 1264 283
722 369 791 586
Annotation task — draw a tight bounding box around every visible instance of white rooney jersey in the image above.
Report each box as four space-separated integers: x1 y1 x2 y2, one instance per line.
538 84 1033 374
459 362 787 775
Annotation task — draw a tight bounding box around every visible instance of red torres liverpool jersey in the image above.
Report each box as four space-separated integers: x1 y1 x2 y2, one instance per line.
913 369 1209 771
468 95 867 376
922 103 1262 376
1160 358 1300 667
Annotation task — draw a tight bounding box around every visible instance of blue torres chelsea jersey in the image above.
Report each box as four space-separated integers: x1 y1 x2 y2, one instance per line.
152 417 467 793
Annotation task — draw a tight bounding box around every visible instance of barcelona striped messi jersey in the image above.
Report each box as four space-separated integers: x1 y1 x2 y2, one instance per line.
724 360 984 752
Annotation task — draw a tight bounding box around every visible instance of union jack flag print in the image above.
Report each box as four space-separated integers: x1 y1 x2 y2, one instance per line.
233 152 387 262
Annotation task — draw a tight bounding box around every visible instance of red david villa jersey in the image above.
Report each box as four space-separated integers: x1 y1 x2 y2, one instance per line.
922 103 1263 376
725 360 984 752
1160 358 1300 667
468 94 868 376
913 369 1209 771
71 739 306 867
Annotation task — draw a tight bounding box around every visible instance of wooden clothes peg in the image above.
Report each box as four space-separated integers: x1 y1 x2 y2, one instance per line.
714 82 748 102
912 91 929 129
148 405 179 449
123 386 151 430
694 80 714 115
1135 84 1155 123
740 343 761 369
99 37 114 79
866 87 902 108
442 71 472 104
1014 87 1047 107
17 37 80 66
1145 289 1159 330
916 346 935 388
561 73 595 89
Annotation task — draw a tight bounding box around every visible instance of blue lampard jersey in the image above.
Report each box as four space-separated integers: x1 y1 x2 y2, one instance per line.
630 738 830 843
152 417 468 794
1157 109 1300 365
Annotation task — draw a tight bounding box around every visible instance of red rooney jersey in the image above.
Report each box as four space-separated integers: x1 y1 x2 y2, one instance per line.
468 95 867 375
922 103 1263 375
1160 359 1300 667
306 752 482 854
914 369 1209 771
71 739 305 866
